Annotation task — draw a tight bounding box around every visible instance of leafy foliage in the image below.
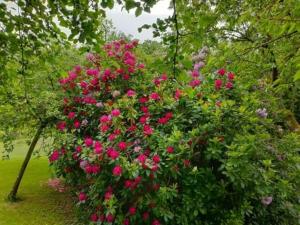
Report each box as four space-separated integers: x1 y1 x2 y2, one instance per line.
50 40 300 225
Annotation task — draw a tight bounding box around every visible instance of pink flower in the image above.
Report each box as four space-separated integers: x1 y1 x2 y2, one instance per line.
174 89 182 100
191 70 200 77
100 115 110 123
139 97 149 104
100 124 110 133
228 72 235 80
161 73 168 81
106 213 114 222
129 207 136 215
149 92 160 101
142 212 149 221
165 112 173 119
104 191 113 200
118 142 127 151
158 117 168 124
141 106 149 113
215 79 222 90
189 79 201 88
139 116 148 124
113 165 122 176
86 68 99 76
225 82 233 89
94 141 102 154
217 68 226 76
106 214 114 222
76 146 82 153
107 148 119 160
84 137 93 147
137 154 147 164
78 192 87 202
153 154 160 163
152 219 160 225
261 196 273 206
49 150 60 162
90 213 98 222
124 180 132 188
108 134 116 142
167 146 174 153
123 218 130 225
127 89 136 97
56 121 66 131
68 112 76 119
74 120 81 129
111 109 121 117
143 125 153 136
80 81 88 89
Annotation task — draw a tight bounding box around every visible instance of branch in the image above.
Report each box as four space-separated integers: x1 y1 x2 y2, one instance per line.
172 0 179 79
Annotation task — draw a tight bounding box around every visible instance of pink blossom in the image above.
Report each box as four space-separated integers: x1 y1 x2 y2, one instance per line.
86 68 99 76
217 68 226 76
142 212 149 221
228 72 235 80
153 154 160 163
191 70 200 77
129 207 136 215
189 79 201 88
78 192 87 202
139 97 149 104
84 137 93 147
225 82 233 89
111 109 121 117
90 214 98 222
215 79 222 90
174 89 182 100
123 218 130 225
118 142 127 151
150 92 160 101
127 89 136 97
107 148 119 160
143 125 153 136
106 214 114 222
68 112 76 119
261 196 273 206
167 146 174 153
100 115 110 123
113 165 122 176
94 141 103 154
74 120 81 129
152 219 160 225
49 150 60 162
137 154 147 164
56 121 66 131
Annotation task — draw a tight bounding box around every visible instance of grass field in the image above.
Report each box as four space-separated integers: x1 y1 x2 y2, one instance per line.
0 140 78 225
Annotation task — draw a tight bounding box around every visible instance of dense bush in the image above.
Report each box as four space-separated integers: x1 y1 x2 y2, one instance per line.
50 40 300 225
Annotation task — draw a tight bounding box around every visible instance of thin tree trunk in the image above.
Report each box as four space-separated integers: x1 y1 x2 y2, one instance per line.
7 122 45 201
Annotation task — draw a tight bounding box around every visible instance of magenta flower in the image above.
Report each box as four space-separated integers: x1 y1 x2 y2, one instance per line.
111 109 121 117
113 165 122 176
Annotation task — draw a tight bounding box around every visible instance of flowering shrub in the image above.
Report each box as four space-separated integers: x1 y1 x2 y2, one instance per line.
50 40 300 225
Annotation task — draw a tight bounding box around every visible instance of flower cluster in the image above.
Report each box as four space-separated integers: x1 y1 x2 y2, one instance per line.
49 40 299 225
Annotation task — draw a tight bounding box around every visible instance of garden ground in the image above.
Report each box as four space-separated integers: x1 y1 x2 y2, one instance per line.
0 140 78 225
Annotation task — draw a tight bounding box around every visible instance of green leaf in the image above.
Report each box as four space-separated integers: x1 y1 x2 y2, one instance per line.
293 70 300 82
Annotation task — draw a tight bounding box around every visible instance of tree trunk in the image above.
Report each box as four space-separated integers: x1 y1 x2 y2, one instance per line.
7 122 45 201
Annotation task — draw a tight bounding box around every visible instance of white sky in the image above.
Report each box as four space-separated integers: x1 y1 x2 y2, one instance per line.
1 0 172 41
106 0 172 41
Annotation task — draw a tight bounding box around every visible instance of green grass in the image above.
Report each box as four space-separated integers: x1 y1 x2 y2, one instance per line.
0 140 78 225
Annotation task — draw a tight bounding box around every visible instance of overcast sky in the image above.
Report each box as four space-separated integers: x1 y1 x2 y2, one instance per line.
1 0 172 41
106 0 172 41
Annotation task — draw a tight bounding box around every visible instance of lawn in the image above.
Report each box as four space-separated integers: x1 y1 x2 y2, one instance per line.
0 140 79 225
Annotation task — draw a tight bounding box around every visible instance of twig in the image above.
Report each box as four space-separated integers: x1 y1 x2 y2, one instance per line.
172 0 179 79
